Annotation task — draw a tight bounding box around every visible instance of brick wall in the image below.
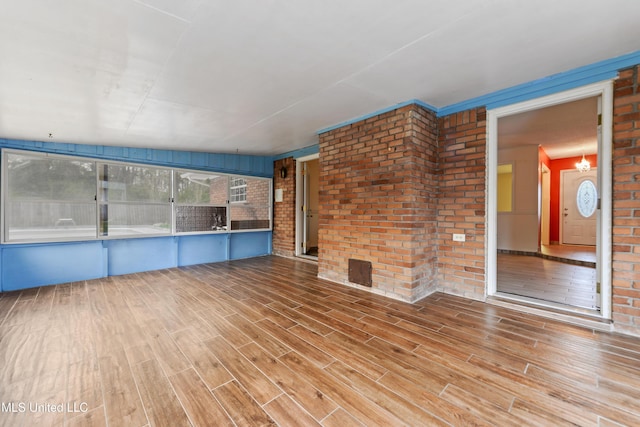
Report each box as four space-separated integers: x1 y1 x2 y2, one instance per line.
436 108 487 300
273 68 640 335
272 157 296 257
208 176 228 204
612 65 640 335
208 175 270 228
318 104 438 301
230 178 271 225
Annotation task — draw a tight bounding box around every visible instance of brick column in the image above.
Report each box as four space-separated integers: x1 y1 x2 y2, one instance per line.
318 104 438 302
436 108 487 301
612 65 640 335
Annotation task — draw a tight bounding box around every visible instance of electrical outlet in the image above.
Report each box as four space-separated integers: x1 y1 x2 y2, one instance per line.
453 234 466 242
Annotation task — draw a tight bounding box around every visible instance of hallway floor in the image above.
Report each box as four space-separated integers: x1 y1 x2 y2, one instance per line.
540 244 596 264
497 252 598 310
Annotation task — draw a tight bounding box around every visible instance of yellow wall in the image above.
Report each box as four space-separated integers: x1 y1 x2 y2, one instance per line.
497 166 512 212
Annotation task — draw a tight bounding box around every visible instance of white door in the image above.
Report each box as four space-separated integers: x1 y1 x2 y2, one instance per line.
561 168 597 245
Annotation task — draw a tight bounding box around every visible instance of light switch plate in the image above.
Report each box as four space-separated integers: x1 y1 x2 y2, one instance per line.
453 234 466 242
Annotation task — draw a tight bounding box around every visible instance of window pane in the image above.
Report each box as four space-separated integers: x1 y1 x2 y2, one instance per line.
6 202 97 241
99 164 171 203
175 172 227 204
229 177 271 230
5 152 97 242
97 163 172 237
100 203 171 237
176 206 227 233
7 152 95 201
576 179 597 218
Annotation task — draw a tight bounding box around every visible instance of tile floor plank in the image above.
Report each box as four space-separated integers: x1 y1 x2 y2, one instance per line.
256 319 335 368
169 368 234 427
213 380 277 427
97 348 148 427
239 342 338 421
170 327 233 390
131 359 191 427
204 336 282 405
325 360 449 426
279 351 405 427
264 394 322 427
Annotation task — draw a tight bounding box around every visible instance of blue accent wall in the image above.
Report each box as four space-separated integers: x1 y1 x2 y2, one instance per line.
1 242 105 291
178 234 229 266
229 232 272 260
0 137 274 178
105 237 178 276
0 232 271 291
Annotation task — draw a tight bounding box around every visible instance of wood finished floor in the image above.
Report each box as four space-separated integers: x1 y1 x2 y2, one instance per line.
540 244 596 264
497 253 598 309
1 256 639 427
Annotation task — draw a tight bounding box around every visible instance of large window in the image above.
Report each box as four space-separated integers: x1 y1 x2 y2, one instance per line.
4 152 97 241
2 150 272 243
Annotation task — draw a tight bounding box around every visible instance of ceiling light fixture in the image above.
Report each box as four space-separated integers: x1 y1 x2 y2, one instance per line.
576 154 591 172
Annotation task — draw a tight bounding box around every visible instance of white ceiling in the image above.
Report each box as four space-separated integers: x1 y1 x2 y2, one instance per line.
1 0 639 156
498 96 598 159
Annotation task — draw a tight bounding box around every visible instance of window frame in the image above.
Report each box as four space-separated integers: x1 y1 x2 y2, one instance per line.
1 149 273 244
2 150 99 244
228 175 272 231
96 161 174 239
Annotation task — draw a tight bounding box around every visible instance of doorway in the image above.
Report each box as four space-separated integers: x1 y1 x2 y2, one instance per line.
487 81 613 319
561 168 597 246
295 154 319 260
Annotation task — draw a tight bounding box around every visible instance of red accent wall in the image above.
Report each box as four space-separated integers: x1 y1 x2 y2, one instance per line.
539 146 551 167
548 154 598 243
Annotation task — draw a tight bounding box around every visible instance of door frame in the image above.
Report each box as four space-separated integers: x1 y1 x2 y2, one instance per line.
295 153 319 258
487 80 613 319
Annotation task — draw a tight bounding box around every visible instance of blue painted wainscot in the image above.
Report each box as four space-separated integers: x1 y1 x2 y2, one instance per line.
1 233 272 291
0 138 274 292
